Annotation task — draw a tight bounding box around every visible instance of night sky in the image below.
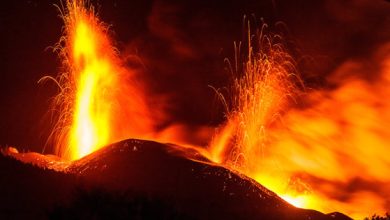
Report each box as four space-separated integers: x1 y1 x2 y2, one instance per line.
1 0 390 154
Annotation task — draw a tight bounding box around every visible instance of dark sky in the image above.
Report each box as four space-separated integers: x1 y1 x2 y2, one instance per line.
1 0 390 154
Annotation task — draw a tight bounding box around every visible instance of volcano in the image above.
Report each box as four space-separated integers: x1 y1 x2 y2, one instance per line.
0 139 351 219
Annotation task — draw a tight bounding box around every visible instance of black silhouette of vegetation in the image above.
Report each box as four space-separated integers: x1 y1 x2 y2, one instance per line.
49 188 193 220
365 213 390 220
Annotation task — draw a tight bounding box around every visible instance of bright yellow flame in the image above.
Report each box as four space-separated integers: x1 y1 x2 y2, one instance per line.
281 195 307 208
69 18 112 159
66 3 116 160
51 0 154 160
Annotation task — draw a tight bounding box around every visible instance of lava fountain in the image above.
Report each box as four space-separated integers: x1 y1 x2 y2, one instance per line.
48 0 153 160
209 23 306 207
209 22 390 219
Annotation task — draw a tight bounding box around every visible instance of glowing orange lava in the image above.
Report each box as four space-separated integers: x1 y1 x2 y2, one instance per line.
51 0 153 160
47 1 389 218
209 24 390 219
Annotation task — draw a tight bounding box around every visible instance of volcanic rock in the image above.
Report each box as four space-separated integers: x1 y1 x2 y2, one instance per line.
0 139 351 219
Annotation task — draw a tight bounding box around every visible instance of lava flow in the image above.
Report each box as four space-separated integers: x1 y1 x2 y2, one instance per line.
49 0 154 160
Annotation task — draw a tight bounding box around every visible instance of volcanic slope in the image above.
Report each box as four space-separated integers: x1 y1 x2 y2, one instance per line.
0 139 351 219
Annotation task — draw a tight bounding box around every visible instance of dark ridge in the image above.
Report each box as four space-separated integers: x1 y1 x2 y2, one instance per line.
1 139 352 219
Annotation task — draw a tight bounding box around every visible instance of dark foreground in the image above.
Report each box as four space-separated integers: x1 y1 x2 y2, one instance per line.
0 139 351 219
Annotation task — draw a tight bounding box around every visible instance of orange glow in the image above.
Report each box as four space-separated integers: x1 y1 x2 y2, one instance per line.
52 0 153 160
46 1 390 218
69 18 112 159
209 26 390 219
280 195 308 208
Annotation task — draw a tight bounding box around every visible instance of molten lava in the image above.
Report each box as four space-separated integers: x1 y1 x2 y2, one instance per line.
45 1 389 219
51 0 153 160
209 25 390 219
